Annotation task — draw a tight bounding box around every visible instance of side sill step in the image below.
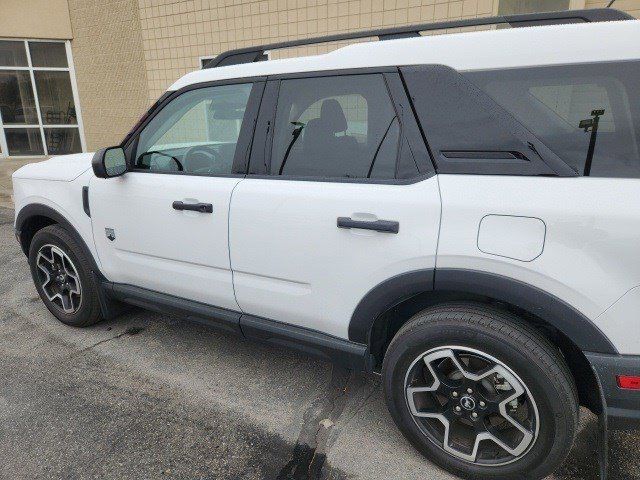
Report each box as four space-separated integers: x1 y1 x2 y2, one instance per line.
106 283 242 337
240 314 370 371
103 282 372 371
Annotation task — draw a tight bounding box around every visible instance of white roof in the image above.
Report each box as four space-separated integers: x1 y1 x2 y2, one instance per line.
170 20 640 91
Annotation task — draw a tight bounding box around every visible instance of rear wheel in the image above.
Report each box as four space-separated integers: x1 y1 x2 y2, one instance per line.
382 303 578 480
29 225 102 327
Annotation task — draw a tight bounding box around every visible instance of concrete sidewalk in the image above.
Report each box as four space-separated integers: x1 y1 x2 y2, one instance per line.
0 207 638 479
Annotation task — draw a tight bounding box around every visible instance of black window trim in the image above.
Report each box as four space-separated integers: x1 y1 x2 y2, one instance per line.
400 64 578 177
122 76 267 178
246 66 436 185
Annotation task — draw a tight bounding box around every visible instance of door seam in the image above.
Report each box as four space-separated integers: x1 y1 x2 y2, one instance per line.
228 177 244 313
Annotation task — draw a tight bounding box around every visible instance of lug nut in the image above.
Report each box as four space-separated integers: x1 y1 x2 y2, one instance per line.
479 401 486 408
455 406 461 412
472 412 478 418
467 388 473 394
452 391 458 398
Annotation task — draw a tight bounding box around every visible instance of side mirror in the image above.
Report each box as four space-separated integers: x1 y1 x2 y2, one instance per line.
92 146 127 178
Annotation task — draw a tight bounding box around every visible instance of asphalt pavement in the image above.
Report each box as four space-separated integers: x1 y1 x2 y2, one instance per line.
0 207 638 479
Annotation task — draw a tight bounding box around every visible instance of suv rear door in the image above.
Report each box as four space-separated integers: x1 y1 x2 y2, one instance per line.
229 71 441 339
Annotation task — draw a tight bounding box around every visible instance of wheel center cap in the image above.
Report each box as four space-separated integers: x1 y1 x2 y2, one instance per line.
460 395 476 411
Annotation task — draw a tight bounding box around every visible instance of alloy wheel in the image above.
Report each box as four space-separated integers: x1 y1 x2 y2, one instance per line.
404 346 539 466
36 244 82 314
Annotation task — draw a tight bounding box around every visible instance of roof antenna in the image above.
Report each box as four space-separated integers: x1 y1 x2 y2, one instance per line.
607 0 617 6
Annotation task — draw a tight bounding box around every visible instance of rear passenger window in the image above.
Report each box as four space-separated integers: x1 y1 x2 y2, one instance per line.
269 75 404 179
466 62 640 177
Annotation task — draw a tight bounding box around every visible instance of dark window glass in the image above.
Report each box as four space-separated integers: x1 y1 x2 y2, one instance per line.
270 75 399 179
466 62 640 177
29 42 68 68
0 41 28 67
34 71 76 124
5 128 44 156
396 137 420 179
0 71 38 124
136 83 252 174
44 128 81 155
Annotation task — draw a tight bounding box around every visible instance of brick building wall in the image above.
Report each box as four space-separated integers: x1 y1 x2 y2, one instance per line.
67 0 150 150
137 0 500 103
63 0 639 150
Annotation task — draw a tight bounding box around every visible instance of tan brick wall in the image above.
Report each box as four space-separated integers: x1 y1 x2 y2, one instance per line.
64 0 639 151
135 0 638 103
68 0 150 150
585 0 640 18
137 0 500 103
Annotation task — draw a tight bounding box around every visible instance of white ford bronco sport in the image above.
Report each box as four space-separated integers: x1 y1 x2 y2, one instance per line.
12 8 640 479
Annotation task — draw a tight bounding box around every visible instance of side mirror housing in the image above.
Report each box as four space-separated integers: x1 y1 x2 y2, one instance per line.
92 146 127 178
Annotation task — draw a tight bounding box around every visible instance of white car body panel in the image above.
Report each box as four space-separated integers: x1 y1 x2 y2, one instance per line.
595 286 640 355
229 177 441 338
12 159 98 266
10 18 640 357
437 174 640 354
477 215 546 262
12 153 93 182
88 172 241 310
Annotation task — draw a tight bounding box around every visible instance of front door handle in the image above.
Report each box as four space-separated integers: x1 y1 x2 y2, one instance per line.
337 217 399 233
172 201 213 213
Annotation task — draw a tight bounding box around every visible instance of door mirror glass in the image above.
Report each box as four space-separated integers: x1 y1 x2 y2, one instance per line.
92 146 127 178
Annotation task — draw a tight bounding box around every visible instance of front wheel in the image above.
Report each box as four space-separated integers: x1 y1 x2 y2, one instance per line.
382 303 578 480
28 224 103 327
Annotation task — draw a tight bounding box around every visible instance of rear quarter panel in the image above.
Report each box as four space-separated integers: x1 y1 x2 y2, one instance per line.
437 174 640 354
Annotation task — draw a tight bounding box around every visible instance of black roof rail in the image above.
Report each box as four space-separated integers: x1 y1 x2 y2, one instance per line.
203 8 633 69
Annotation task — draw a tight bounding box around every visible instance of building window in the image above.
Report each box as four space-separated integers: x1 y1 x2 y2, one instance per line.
498 0 570 15
0 40 84 157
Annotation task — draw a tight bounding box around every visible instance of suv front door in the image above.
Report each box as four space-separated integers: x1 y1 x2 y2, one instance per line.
229 73 441 339
90 80 263 310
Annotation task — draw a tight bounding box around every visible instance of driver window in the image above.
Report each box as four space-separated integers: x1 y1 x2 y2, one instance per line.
135 83 253 175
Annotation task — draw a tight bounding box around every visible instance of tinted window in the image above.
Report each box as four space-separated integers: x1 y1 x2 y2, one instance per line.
270 75 401 179
29 42 68 68
466 62 640 177
0 41 28 67
136 83 252 174
34 71 77 124
0 70 38 124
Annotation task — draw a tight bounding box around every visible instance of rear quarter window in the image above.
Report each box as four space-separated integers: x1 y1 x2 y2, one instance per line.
465 61 640 178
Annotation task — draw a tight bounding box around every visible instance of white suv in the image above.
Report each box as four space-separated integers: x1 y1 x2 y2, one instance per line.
12 9 640 480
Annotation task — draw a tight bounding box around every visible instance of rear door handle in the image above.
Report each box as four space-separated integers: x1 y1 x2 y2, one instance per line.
172 201 213 213
337 217 399 234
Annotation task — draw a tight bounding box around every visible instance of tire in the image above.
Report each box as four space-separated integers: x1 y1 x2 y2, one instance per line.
382 302 578 480
28 224 102 327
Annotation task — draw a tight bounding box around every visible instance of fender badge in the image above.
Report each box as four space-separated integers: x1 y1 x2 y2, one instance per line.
105 228 116 241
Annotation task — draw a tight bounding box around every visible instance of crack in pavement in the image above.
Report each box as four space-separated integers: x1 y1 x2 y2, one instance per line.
276 365 352 480
68 326 146 359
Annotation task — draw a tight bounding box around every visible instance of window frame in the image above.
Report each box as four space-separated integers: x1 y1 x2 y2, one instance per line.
0 38 86 158
246 67 434 185
123 77 266 178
